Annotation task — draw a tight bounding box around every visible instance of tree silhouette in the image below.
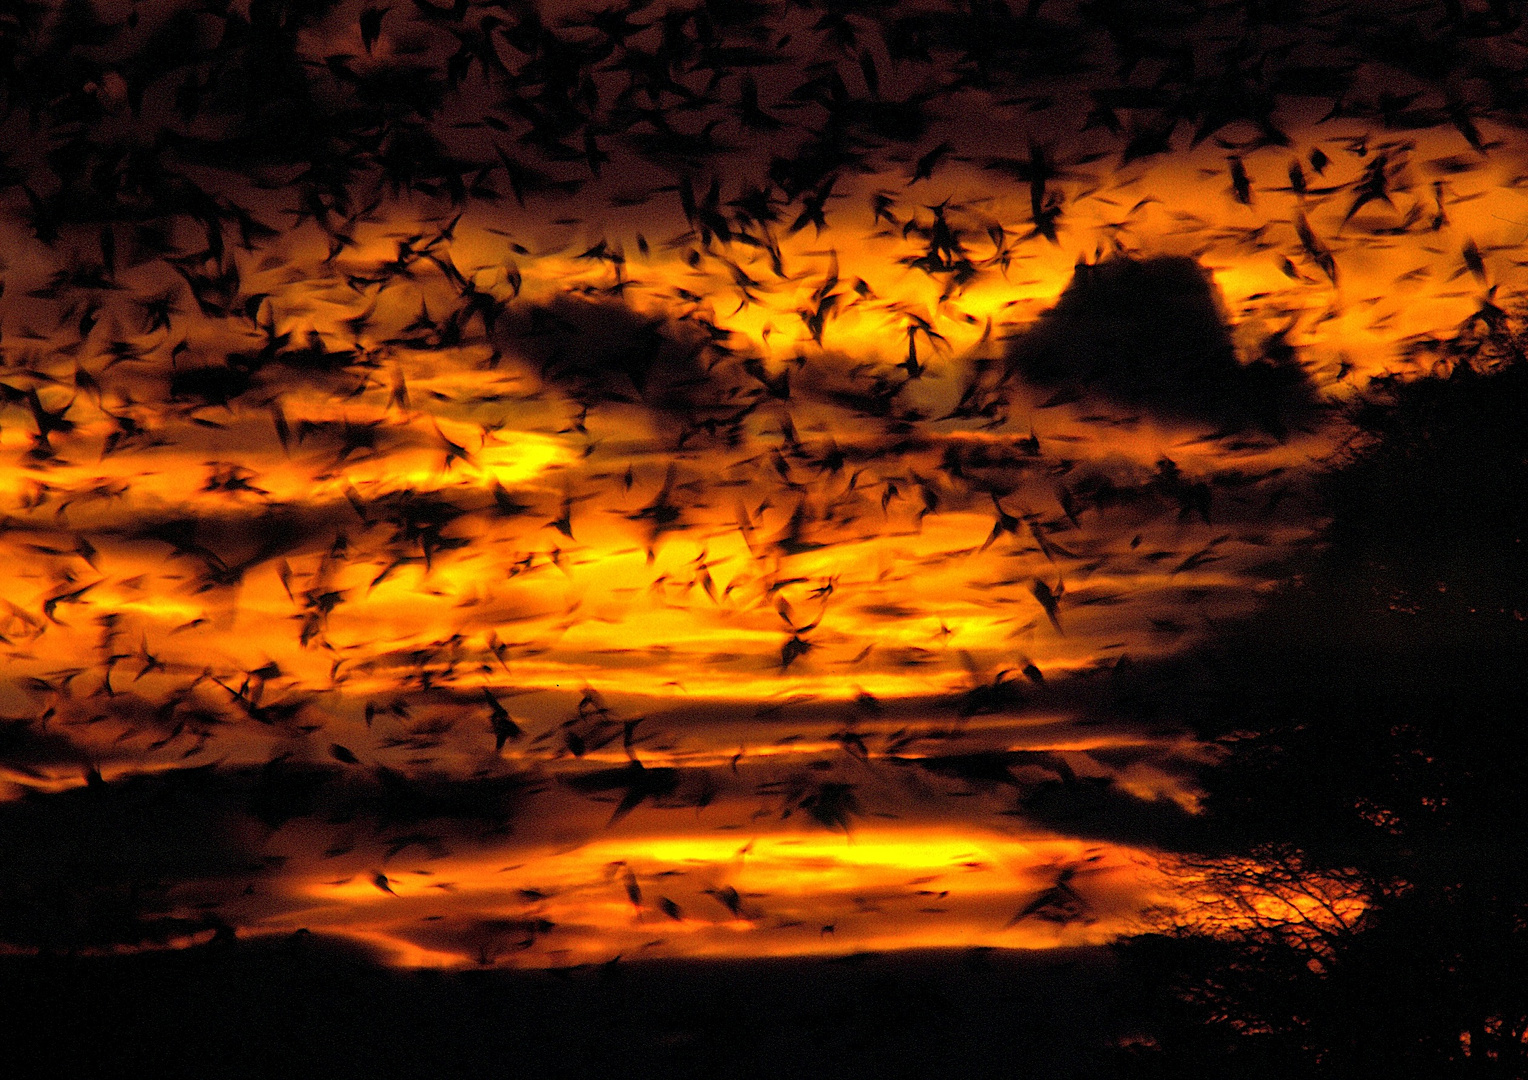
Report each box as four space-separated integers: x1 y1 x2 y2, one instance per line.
1113 301 1528 1077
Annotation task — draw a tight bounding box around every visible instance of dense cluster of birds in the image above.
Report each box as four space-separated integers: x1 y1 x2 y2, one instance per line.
0 0 1524 963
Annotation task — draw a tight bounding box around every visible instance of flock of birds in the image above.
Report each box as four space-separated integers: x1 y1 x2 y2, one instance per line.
0 0 1525 964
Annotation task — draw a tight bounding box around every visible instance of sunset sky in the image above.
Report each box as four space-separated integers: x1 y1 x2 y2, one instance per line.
0 0 1522 980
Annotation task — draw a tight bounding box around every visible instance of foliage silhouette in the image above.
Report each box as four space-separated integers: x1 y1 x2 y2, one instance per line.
1112 302 1528 1077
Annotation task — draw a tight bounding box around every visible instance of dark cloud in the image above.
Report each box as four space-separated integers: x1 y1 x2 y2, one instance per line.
0 715 89 775
1017 778 1206 852
496 298 754 438
1003 256 1321 437
0 761 540 950
0 764 254 950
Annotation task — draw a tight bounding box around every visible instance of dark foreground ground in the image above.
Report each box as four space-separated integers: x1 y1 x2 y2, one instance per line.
0 937 1129 1080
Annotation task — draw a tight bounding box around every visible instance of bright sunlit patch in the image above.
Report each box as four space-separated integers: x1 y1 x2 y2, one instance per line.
265 826 1170 967
476 434 576 486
